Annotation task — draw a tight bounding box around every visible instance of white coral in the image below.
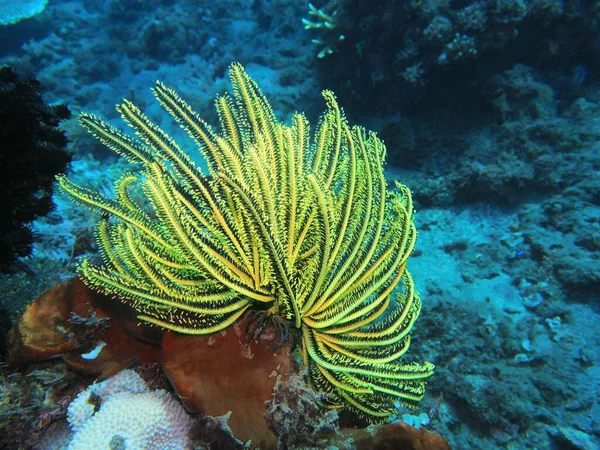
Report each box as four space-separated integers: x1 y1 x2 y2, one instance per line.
67 369 149 433
65 370 193 450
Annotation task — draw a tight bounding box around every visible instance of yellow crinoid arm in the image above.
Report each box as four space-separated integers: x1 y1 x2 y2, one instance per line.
58 62 433 419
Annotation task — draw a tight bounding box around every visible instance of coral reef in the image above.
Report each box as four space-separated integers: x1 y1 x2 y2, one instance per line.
311 0 597 116
1 1 598 448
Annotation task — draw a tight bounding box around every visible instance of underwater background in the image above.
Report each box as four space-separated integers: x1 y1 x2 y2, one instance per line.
0 0 599 449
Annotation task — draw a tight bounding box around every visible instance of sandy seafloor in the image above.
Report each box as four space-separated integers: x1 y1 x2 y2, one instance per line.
0 1 599 449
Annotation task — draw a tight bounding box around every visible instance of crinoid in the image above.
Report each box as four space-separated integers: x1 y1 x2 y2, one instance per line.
58 62 434 421
244 307 294 351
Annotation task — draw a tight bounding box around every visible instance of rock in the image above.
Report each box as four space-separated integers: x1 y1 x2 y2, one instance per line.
550 425 598 450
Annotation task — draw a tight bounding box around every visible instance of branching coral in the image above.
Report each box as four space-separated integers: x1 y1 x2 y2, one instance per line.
57 62 434 420
0 66 71 272
302 2 345 58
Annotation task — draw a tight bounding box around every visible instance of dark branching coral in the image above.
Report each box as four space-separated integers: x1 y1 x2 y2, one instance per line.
0 67 71 272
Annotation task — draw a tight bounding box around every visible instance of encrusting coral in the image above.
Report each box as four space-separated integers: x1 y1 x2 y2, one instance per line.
57 62 434 420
